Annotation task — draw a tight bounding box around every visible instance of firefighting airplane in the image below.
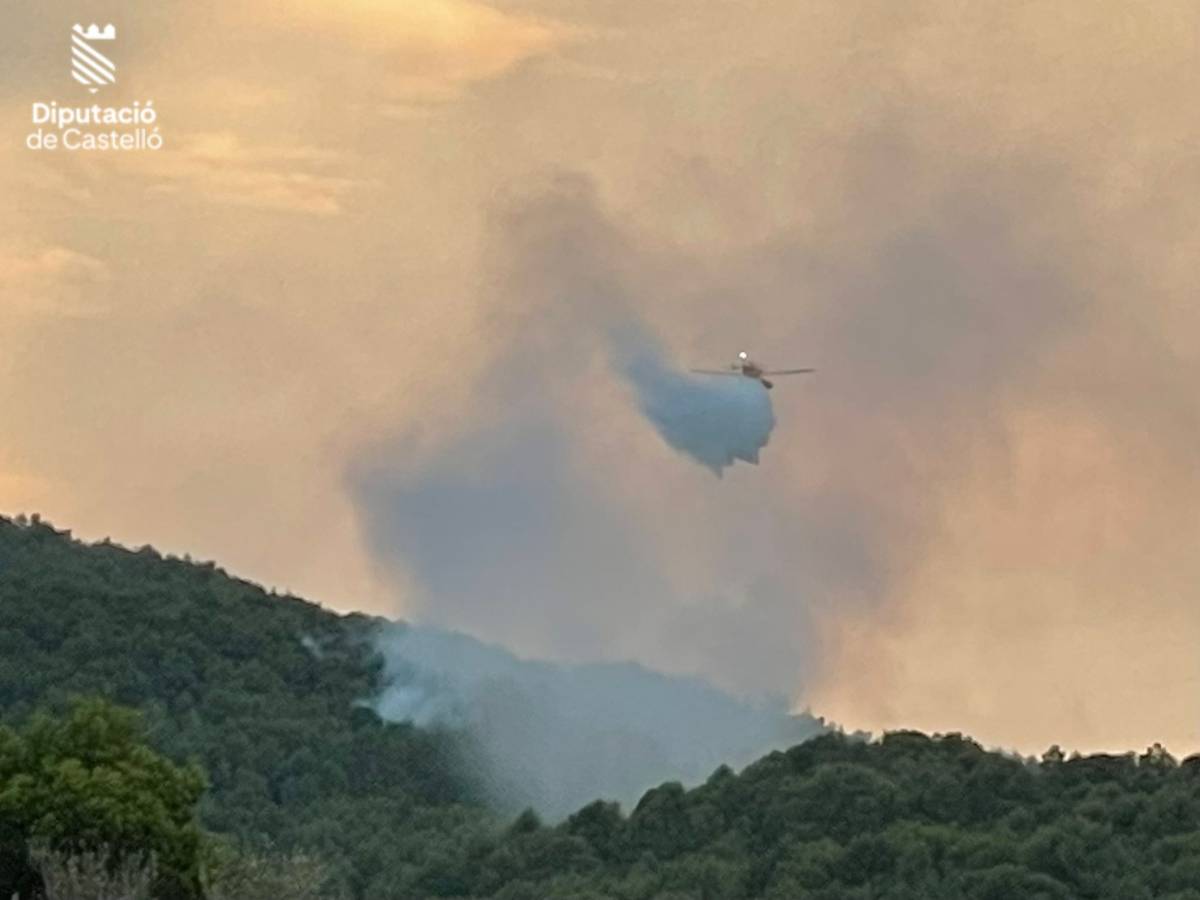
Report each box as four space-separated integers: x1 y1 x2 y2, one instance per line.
691 351 815 390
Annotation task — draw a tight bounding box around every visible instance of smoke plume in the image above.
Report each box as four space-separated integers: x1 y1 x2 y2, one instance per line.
354 129 1200 766
351 176 815 693
371 622 822 819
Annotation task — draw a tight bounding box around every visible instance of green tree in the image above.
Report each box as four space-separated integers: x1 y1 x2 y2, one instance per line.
0 698 207 899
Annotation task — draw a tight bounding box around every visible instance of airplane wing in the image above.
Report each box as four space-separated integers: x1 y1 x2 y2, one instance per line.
690 369 741 376
762 368 816 375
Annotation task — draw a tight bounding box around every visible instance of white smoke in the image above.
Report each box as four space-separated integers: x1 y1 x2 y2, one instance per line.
371 623 823 819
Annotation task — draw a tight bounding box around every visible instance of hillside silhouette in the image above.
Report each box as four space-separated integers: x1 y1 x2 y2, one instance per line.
2 515 1198 899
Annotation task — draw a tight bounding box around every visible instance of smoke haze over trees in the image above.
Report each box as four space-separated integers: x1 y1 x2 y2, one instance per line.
2 516 1199 898
370 623 820 818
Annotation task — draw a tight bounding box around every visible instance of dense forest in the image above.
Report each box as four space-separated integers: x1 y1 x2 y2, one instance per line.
2 515 1199 898
0 514 481 898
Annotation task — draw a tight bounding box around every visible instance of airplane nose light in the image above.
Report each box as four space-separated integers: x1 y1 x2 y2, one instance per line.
738 351 748 359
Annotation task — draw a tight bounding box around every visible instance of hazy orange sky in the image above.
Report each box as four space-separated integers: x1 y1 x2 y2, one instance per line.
2 0 1197 756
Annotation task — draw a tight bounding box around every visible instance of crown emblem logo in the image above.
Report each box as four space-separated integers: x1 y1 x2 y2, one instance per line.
71 23 117 94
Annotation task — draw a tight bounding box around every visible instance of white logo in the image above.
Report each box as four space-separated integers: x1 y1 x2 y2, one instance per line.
24 22 164 152
71 24 116 94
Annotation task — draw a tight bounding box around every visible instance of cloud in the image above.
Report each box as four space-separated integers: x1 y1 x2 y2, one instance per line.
135 132 365 215
223 0 567 107
0 243 111 317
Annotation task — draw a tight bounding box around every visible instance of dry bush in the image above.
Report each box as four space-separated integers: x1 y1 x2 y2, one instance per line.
28 844 156 900
206 850 338 900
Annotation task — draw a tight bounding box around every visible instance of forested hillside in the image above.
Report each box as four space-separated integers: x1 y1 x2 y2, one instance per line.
0 514 482 897
456 732 1200 899
2 515 1199 899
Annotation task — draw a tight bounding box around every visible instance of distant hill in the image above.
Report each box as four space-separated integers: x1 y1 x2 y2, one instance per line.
3 514 1198 899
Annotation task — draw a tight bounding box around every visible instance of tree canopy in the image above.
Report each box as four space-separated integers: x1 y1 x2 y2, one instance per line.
1 515 1197 899
0 698 205 898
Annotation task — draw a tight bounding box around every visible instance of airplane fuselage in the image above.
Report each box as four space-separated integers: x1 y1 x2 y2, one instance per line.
733 361 773 389
738 361 764 379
